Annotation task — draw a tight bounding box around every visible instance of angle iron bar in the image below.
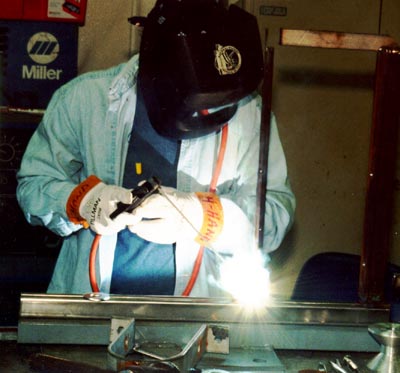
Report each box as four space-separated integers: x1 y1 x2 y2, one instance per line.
19 294 389 326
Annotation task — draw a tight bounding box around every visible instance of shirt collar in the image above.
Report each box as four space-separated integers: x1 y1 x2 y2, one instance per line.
108 54 140 100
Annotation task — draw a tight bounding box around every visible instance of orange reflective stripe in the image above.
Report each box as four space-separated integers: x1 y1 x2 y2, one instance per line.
195 192 224 246
66 175 101 227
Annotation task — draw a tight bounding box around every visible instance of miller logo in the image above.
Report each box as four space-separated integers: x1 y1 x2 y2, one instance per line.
27 32 59 64
214 44 241 76
23 32 63 80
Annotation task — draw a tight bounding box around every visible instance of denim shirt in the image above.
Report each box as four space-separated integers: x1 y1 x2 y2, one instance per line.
16 54 296 297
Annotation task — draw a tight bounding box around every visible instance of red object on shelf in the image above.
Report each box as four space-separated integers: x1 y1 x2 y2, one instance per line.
0 1 24 19
0 0 87 25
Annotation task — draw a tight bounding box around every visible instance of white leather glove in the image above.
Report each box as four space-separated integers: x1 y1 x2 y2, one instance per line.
128 187 224 245
66 175 140 235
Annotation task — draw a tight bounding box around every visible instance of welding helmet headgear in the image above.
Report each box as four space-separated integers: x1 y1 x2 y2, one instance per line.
137 0 264 139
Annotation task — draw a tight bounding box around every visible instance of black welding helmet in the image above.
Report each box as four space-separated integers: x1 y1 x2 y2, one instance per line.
137 0 264 139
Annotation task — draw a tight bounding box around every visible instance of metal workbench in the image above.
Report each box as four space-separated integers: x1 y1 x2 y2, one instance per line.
3 293 390 371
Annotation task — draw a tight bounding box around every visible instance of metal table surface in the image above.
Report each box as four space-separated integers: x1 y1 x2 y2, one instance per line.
0 340 376 372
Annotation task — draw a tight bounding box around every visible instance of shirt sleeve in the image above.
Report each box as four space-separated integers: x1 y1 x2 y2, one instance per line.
213 95 295 255
16 84 84 237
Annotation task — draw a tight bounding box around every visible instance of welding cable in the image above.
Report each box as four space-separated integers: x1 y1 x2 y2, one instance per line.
181 122 228 296
88 120 228 294
89 233 101 292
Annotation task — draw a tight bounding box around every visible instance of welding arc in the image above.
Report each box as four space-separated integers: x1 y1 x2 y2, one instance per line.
89 119 228 295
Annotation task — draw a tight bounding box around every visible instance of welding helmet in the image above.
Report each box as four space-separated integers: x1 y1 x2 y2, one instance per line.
137 0 264 139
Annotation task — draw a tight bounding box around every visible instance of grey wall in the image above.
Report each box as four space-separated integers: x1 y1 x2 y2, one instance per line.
244 0 400 298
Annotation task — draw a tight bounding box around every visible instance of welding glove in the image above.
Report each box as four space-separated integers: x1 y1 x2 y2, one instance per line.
66 175 140 235
128 186 224 245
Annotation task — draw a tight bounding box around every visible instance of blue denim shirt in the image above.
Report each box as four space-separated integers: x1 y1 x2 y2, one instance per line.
16 54 295 297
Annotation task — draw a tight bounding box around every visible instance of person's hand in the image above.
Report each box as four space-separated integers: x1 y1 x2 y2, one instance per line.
128 186 224 245
66 175 140 235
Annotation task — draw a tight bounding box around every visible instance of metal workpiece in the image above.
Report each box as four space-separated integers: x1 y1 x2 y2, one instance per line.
18 294 388 352
107 318 197 371
108 320 284 372
19 293 388 325
132 323 207 372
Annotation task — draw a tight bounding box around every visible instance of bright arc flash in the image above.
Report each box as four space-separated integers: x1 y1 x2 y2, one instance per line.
219 252 271 309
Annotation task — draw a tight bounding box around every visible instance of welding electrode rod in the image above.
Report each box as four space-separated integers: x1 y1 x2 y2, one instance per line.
255 46 274 250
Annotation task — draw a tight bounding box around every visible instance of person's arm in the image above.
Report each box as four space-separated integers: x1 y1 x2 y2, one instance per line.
16 85 84 236
17 81 140 238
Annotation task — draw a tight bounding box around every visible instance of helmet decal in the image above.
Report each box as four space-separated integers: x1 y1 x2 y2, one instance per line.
214 44 242 76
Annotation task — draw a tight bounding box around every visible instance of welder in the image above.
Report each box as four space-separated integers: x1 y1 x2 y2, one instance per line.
16 0 295 297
